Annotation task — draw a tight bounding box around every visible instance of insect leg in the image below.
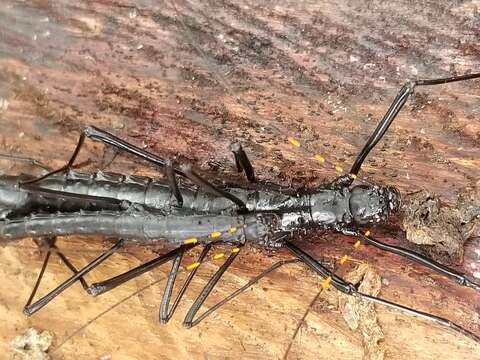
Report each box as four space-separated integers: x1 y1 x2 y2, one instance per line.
25 237 89 308
20 125 175 186
284 240 480 343
180 164 247 212
21 129 87 186
25 240 52 309
182 258 300 327
86 244 195 296
24 239 124 316
19 184 129 208
0 153 52 172
43 237 89 290
230 143 256 182
165 159 183 207
347 230 480 291
183 246 242 328
20 126 247 211
349 72 480 178
82 127 247 210
160 244 212 323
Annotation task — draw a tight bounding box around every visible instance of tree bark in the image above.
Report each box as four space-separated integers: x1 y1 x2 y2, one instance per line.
0 1 479 359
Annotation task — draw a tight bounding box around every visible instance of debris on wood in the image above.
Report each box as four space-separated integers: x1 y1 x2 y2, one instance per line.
10 328 54 360
402 180 480 264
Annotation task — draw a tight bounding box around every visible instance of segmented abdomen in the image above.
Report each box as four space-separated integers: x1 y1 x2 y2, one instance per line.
0 210 284 246
1 171 311 215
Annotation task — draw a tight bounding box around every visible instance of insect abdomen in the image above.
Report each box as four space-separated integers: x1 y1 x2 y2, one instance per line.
0 211 283 246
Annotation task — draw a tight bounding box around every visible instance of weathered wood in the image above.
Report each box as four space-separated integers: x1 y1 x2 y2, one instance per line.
0 1 479 359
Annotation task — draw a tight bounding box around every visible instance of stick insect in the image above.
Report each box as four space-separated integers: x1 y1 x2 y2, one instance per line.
1 72 479 346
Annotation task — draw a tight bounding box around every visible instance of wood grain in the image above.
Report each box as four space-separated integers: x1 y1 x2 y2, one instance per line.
0 1 479 359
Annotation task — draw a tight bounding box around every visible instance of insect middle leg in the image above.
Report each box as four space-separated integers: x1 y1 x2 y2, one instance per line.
160 244 212 323
182 245 242 328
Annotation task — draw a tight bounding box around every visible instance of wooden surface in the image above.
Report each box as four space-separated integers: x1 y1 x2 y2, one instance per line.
0 1 479 359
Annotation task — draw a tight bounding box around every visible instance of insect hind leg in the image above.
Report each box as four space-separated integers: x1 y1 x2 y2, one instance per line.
25 237 89 310
86 244 193 297
24 239 124 316
20 126 248 211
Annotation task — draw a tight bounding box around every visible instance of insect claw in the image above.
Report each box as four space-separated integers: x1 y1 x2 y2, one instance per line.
182 321 193 329
86 284 105 297
23 307 34 317
464 278 480 292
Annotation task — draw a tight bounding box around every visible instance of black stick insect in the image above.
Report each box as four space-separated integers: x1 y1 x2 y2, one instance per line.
0 72 480 345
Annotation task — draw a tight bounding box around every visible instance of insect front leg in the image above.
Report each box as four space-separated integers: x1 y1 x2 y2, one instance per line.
343 229 480 291
284 240 480 343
